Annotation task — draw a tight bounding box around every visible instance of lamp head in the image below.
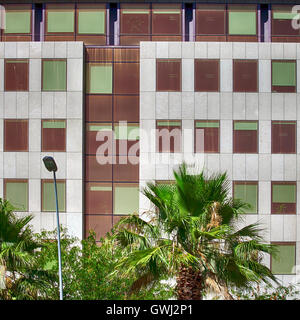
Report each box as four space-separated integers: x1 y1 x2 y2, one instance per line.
43 156 58 173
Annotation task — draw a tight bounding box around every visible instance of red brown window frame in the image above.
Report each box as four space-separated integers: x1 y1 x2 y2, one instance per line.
271 181 297 215
233 59 258 93
194 59 220 92
195 4 227 41
156 120 182 153
41 179 66 213
41 58 67 92
156 59 182 92
194 120 220 153
271 59 297 93
226 4 258 42
233 120 259 154
4 59 29 92
232 180 258 213
4 178 29 211
2 4 33 41
41 119 67 152
75 3 107 45
271 121 296 154
4 119 29 152
270 241 297 275
45 3 76 40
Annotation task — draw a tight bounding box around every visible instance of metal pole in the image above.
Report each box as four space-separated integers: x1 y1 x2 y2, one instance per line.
53 171 63 300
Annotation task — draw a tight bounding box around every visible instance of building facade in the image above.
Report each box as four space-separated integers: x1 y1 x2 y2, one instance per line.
0 0 300 290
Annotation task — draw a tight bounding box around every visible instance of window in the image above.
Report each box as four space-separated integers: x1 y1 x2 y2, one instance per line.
272 5 300 38
233 60 258 92
77 4 105 35
271 182 296 214
114 123 140 156
4 4 31 35
233 181 258 214
85 123 113 155
195 4 226 40
42 120 66 152
120 4 151 45
272 121 296 154
156 120 182 153
4 179 28 212
42 60 67 91
271 242 296 275
86 63 113 94
195 59 219 92
4 60 29 92
114 183 139 215
42 180 66 212
195 120 219 153
156 59 181 92
85 183 112 214
4 120 28 152
272 60 296 93
114 62 139 94
233 121 258 153
152 4 182 40
228 5 257 36
86 95 113 122
46 4 75 34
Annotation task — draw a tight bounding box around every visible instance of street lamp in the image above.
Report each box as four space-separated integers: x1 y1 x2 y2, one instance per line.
42 156 63 301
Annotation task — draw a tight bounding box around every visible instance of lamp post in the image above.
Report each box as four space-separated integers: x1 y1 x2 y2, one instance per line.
42 156 63 301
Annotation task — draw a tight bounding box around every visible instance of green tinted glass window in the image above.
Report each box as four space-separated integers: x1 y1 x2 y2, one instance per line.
47 11 75 33
87 64 113 94
115 125 139 140
42 60 67 91
272 244 296 274
272 61 296 86
272 184 296 203
42 181 66 212
234 183 257 214
5 11 31 34
5 181 28 211
114 186 139 215
228 11 256 35
234 122 258 131
78 11 105 34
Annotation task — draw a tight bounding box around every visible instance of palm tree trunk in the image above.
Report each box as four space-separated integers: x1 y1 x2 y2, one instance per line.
175 266 204 300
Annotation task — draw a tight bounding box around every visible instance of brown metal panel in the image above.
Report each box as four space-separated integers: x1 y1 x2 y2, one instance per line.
41 120 66 152
195 35 226 42
4 120 28 152
195 121 220 153
113 95 139 122
44 35 75 41
114 49 140 62
119 35 151 46
271 182 296 214
85 155 112 182
227 35 258 42
151 35 182 41
272 121 296 154
272 85 296 93
156 59 181 92
85 215 113 239
272 36 300 42
75 35 106 45
85 182 112 214
85 48 113 62
272 5 300 37
115 140 140 156
233 60 258 92
196 4 226 36
5 60 29 91
3 36 32 42
113 156 139 182
233 121 258 154
114 63 139 94
195 59 219 92
85 95 113 122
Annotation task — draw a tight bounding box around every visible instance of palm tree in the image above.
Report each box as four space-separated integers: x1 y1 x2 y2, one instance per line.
0 198 52 299
113 163 278 300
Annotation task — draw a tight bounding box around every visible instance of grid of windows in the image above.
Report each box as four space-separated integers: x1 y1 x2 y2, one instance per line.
84 48 140 240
